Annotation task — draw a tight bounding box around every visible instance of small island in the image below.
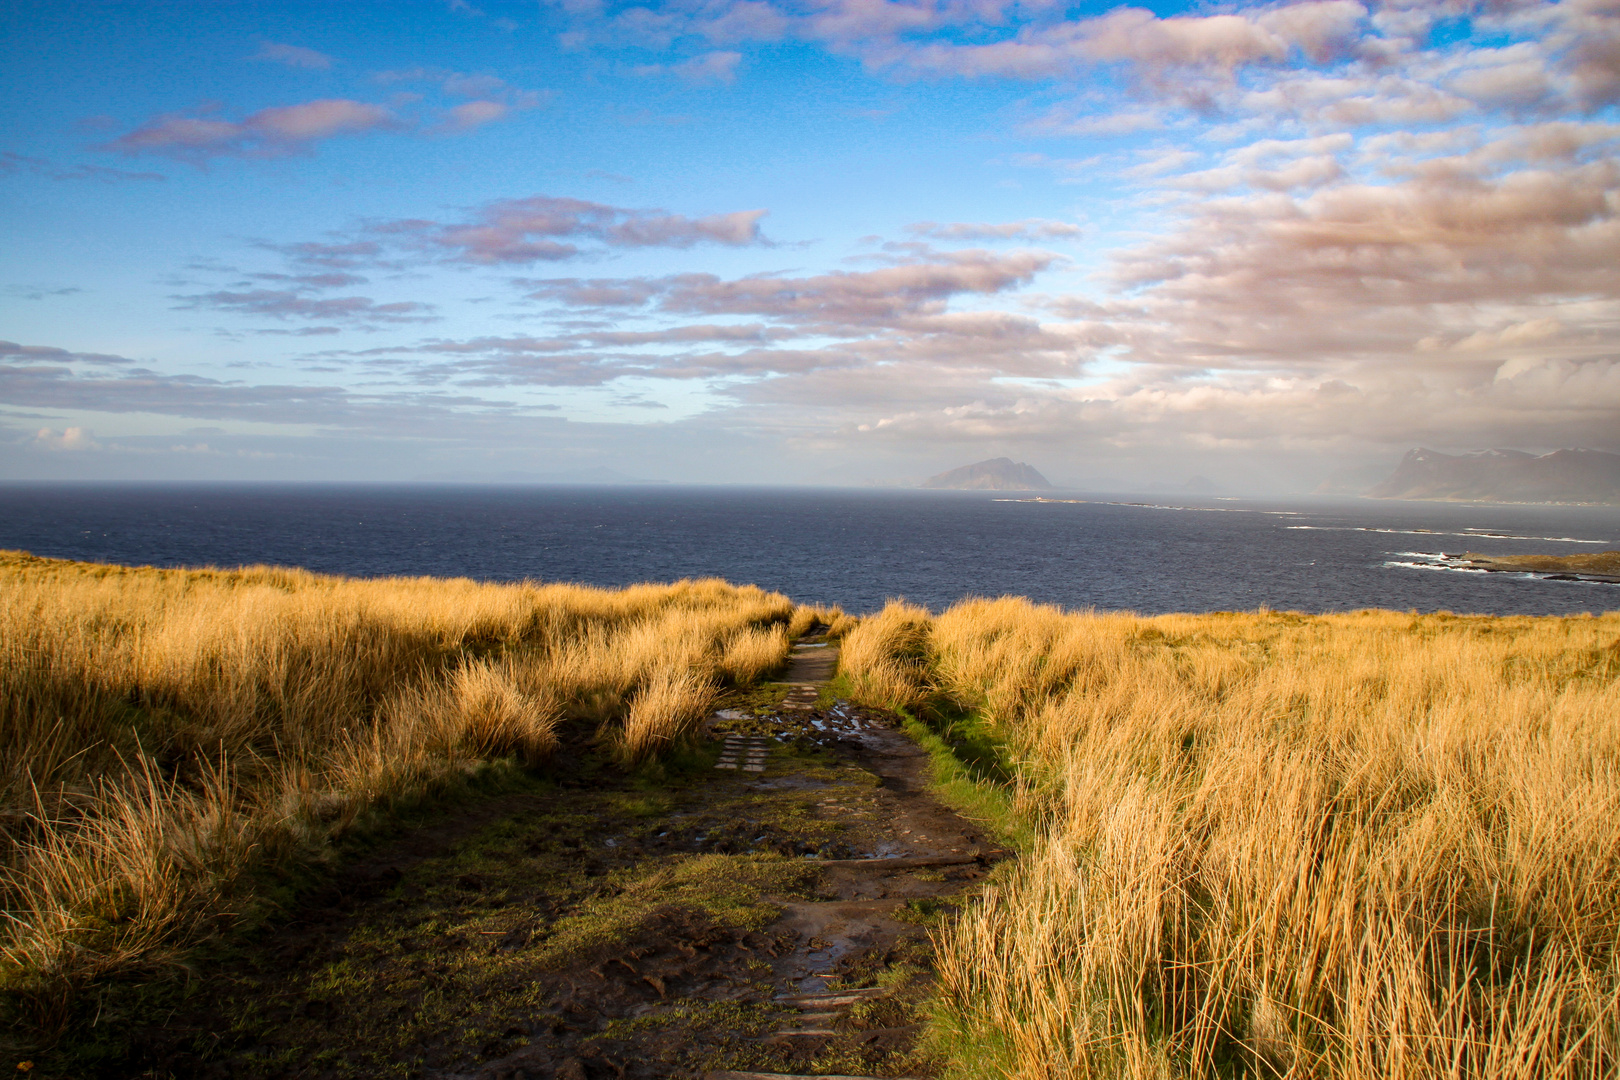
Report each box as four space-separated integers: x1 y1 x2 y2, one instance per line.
1461 550 1620 583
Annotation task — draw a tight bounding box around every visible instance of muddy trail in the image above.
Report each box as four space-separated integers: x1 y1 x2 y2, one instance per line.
107 638 1006 1080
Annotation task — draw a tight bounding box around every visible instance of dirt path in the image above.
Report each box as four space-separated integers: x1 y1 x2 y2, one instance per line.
114 638 1003 1080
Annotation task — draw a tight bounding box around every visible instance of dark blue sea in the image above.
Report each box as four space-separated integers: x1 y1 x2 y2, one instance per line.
1 484 1616 616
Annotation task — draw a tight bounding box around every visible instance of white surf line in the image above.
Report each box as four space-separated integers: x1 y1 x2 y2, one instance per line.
992 497 1304 517
993 498 1263 513
1288 525 1607 543
1383 555 1618 585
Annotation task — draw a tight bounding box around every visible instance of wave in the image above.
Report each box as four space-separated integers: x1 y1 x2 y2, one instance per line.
1288 525 1607 544
1103 501 1280 513
1384 553 1618 585
994 499 1246 512
1383 559 1491 574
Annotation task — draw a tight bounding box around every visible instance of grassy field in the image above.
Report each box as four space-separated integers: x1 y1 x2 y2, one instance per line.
10 548 1619 1079
0 551 846 1040
841 599 1620 1079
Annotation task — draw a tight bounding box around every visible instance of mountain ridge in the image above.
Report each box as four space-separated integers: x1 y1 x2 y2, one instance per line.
1366 447 1620 504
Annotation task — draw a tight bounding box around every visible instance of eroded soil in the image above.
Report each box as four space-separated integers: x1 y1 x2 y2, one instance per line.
101 642 1004 1080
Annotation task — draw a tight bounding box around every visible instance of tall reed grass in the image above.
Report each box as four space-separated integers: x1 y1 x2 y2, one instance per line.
842 597 1620 1079
0 551 799 1033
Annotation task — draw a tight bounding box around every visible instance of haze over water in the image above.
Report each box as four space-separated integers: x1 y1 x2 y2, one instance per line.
3 485 1615 617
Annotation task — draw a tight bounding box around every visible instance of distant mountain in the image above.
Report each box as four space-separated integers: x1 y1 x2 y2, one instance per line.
922 458 1053 491
1367 448 1620 504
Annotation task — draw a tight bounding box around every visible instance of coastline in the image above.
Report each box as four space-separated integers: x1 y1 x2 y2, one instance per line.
1460 550 1620 584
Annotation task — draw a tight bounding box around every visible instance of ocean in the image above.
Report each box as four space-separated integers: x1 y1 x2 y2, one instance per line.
1 484 1616 616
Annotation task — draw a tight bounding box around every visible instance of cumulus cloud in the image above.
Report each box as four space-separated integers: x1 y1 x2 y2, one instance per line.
434 99 511 132
0 341 540 431
165 191 778 336
372 67 550 109
1021 107 1164 136
523 248 1057 323
254 42 336 70
845 355 1620 463
1112 162 1620 324
376 195 770 264
4 285 83 301
825 114 1607 461
317 249 1078 392
550 0 1360 78
102 99 398 162
1 340 137 365
172 289 438 326
262 239 390 270
0 151 166 182
578 0 1373 91
905 218 1082 241
33 426 98 450
545 0 1609 134
99 73 545 163
1164 134 1350 190
31 0 1620 480
632 50 744 83
408 1 1619 465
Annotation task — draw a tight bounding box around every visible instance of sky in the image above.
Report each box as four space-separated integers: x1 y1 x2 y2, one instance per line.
1 0 1617 492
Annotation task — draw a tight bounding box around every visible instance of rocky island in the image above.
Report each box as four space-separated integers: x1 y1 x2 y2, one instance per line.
1461 550 1620 583
922 457 1053 490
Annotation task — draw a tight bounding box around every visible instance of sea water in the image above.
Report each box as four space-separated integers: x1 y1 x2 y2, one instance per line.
1 484 1616 616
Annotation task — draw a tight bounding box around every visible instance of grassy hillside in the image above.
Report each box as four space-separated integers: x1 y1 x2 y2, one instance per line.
0 551 846 1036
841 599 1620 1079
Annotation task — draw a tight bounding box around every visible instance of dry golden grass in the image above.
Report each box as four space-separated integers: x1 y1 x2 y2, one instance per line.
843 597 1620 1079
836 600 931 709
720 624 793 685
787 602 857 640
618 665 720 765
0 550 801 1031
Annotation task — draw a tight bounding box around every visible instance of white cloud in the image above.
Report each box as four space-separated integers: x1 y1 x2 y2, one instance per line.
254 42 336 70
632 50 745 83
33 426 98 450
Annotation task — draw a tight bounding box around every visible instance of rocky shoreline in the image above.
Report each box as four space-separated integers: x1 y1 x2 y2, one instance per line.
1460 551 1620 584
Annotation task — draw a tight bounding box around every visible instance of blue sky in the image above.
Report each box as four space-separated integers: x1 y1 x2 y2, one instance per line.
3 0 1617 490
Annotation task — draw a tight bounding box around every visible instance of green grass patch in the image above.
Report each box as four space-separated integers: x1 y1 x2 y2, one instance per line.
536 853 822 964
894 896 956 927
897 705 1032 852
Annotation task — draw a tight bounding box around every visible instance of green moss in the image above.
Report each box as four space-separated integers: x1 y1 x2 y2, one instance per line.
720 683 792 715
593 997 783 1042
535 853 821 964
894 896 955 927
